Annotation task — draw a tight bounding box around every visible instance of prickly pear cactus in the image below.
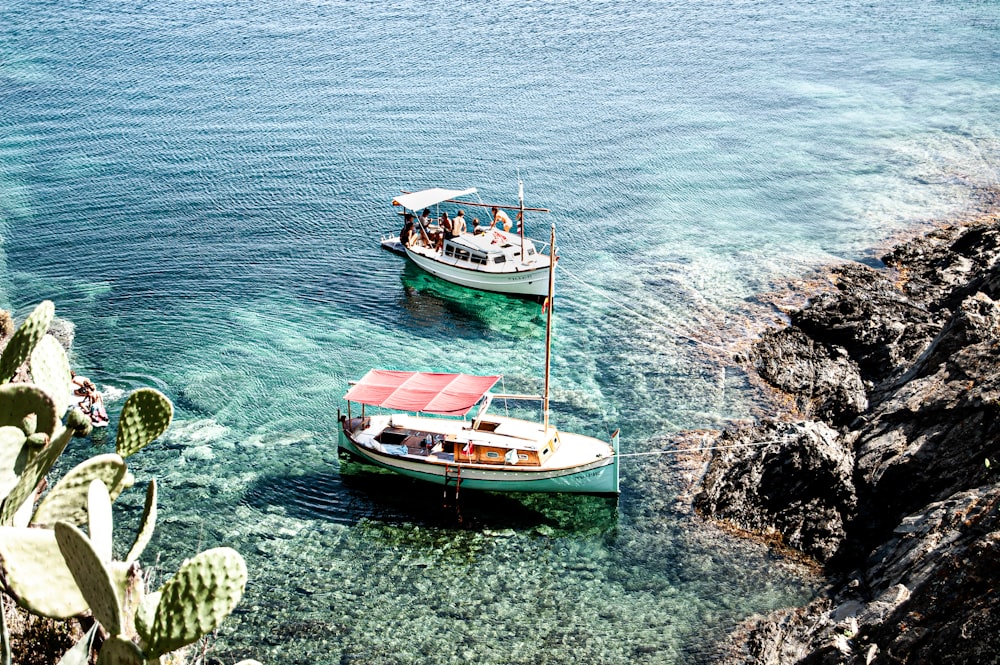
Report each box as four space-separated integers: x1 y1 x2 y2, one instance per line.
125 479 157 563
0 425 74 527
95 636 144 665
30 454 127 528
143 547 247 659
29 334 72 418
0 383 59 437
0 425 27 501
88 479 114 563
0 301 54 385
0 525 88 618
54 521 123 637
116 388 172 459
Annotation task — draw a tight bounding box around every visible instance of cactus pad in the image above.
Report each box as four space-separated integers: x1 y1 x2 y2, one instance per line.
0 525 88 618
54 521 123 637
64 405 92 438
96 635 144 665
0 384 59 437
116 388 172 459
0 426 27 502
125 480 157 564
145 547 247 658
88 479 114 562
0 301 54 385
29 335 72 418
31 454 127 528
0 425 73 526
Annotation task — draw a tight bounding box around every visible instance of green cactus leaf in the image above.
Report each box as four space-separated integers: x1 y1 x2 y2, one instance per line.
134 589 160 644
116 389 172 459
0 384 59 437
0 426 73 527
55 624 97 665
29 335 72 418
95 635 143 665
88 480 114 562
54 522 123 637
0 426 28 503
125 480 157 564
0 526 88 618
0 301 54 385
31 454 126 528
146 547 247 658
64 406 92 438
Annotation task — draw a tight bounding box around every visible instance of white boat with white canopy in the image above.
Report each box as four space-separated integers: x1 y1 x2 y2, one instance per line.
380 185 553 300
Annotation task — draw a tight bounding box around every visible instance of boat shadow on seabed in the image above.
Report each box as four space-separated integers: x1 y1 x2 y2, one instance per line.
240 457 619 537
397 262 545 339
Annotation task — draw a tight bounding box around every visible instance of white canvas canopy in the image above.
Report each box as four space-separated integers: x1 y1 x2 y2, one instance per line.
392 187 477 211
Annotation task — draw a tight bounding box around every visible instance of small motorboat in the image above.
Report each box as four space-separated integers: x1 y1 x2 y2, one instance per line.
380 184 554 300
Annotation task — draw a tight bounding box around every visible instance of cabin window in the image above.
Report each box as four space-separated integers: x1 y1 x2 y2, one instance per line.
493 255 506 264
469 252 487 265
485 451 500 459
526 248 536 256
444 246 455 258
518 453 529 460
455 249 470 261
542 448 550 456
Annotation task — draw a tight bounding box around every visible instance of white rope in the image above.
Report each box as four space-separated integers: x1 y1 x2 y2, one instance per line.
616 436 791 459
558 268 728 352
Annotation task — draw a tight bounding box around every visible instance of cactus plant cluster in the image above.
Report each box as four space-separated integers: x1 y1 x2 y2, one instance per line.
0 302 259 665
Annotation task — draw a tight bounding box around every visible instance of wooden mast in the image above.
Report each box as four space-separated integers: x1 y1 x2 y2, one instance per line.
518 178 525 262
543 224 556 435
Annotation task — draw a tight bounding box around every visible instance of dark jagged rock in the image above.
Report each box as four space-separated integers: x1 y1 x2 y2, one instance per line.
698 205 1000 664
752 327 867 427
694 420 857 565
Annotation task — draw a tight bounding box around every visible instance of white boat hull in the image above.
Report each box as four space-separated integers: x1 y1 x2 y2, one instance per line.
338 415 619 496
403 246 551 298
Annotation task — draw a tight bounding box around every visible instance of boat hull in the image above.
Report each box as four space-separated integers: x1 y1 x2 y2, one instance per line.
404 246 551 298
338 428 619 496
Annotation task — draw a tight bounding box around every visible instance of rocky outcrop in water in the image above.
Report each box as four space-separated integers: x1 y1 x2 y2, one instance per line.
695 194 1000 664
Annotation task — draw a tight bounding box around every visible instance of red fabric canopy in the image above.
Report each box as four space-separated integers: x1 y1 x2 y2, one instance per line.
344 370 501 416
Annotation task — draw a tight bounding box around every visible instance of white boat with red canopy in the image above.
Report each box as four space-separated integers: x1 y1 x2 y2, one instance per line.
380 185 553 300
337 370 619 495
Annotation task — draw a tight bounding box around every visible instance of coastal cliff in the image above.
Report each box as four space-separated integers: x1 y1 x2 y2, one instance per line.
695 190 1000 664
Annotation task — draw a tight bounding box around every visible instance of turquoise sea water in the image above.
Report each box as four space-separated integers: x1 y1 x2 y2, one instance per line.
2 1 999 663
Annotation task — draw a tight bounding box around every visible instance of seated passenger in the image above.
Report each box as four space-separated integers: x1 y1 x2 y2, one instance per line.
472 217 483 235
399 214 416 247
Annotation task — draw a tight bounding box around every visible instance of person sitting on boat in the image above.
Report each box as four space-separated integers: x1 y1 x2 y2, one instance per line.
452 210 467 236
399 214 416 247
419 208 433 229
436 211 454 250
472 217 483 235
489 206 513 232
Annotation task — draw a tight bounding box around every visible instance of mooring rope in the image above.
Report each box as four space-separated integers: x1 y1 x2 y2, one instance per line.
615 436 792 459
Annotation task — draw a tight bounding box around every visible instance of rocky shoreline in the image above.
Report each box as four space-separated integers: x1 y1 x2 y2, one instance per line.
694 189 1000 664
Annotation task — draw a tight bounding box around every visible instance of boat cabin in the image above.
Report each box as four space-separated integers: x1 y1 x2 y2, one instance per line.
441 234 539 269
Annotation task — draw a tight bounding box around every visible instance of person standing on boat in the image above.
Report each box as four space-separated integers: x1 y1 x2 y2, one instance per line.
452 210 467 236
436 211 452 251
489 206 513 232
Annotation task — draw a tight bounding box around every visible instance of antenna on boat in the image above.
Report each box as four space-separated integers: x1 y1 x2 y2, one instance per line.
543 223 556 435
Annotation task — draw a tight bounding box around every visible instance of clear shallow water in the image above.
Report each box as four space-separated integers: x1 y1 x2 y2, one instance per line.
2 0 999 662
